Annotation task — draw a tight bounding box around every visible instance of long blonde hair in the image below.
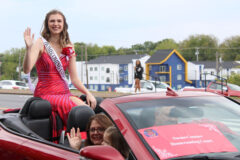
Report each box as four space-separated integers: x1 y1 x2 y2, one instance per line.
41 9 71 47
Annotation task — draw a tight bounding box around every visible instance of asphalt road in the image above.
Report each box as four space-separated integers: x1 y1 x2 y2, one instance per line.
0 94 32 109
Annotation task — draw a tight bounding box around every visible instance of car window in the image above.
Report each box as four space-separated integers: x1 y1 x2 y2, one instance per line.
154 82 168 89
2 81 12 85
141 81 152 89
209 83 217 89
16 82 27 87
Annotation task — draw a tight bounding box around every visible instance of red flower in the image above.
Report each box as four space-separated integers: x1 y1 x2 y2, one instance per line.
62 47 75 56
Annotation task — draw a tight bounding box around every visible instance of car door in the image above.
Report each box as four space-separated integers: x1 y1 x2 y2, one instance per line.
0 126 80 160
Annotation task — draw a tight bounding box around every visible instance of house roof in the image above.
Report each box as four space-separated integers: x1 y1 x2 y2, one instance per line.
87 54 148 64
146 49 174 63
191 61 240 69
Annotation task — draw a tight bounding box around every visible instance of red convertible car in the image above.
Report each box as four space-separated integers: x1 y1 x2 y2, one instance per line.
1 89 240 160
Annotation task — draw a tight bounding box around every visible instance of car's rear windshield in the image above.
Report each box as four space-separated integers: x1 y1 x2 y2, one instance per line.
117 96 240 159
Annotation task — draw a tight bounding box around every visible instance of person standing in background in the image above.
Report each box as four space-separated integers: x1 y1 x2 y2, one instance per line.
134 60 143 93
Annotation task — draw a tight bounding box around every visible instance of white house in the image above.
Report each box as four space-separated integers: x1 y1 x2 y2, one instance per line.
73 54 150 91
187 61 240 88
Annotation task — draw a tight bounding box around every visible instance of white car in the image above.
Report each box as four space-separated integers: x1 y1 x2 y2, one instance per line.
0 80 29 90
115 80 170 93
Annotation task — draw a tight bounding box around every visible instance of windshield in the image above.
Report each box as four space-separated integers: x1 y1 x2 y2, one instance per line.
117 96 240 159
153 82 168 89
228 83 240 91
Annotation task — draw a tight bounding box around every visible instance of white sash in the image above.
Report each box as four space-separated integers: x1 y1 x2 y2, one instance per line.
41 37 69 87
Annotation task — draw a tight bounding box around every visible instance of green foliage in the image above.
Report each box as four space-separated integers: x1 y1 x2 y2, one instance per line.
0 48 26 80
150 39 179 55
228 73 240 86
179 34 218 61
219 36 240 61
74 42 117 61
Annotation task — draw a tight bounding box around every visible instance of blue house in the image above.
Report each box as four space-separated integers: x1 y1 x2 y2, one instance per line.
146 49 192 90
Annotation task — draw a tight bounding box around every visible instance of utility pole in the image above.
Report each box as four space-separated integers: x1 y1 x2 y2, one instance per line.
216 52 219 77
85 46 89 89
195 48 199 62
81 46 83 82
18 53 21 80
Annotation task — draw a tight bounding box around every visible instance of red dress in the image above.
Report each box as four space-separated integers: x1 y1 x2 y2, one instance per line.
34 48 77 140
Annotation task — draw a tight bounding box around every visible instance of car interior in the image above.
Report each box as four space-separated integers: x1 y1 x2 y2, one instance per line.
0 96 137 159
0 96 101 145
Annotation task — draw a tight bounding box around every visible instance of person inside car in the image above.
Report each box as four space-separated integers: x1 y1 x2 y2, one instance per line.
67 114 113 150
102 126 130 159
154 106 178 126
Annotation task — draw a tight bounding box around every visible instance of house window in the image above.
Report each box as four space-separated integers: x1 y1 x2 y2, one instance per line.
159 66 166 72
101 67 105 71
124 75 128 81
177 74 182 80
160 76 166 82
90 67 93 71
211 71 215 75
90 76 93 80
106 77 110 82
101 85 105 91
94 76 98 80
124 65 128 71
119 77 124 83
101 76 104 81
90 85 93 90
94 85 98 90
149 65 152 70
94 67 98 71
177 64 182 70
106 68 110 73
119 66 123 73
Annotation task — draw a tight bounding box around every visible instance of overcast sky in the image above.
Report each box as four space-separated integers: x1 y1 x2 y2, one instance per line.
0 0 240 53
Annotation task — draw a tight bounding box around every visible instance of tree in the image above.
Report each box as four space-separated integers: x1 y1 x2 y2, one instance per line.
150 39 179 55
179 34 218 61
219 36 240 61
228 73 240 86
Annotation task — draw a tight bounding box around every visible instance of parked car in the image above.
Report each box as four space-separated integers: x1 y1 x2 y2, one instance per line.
183 81 240 97
1 89 240 159
0 80 29 90
115 80 170 93
68 83 77 90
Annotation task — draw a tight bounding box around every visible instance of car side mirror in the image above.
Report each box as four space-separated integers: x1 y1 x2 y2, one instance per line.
80 145 124 160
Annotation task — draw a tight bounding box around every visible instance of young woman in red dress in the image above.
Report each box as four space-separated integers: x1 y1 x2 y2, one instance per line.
23 9 96 140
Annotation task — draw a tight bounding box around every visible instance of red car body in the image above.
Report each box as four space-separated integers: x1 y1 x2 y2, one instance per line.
183 81 240 97
1 90 240 160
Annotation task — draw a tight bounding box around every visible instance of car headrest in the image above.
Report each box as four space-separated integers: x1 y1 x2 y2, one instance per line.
67 106 95 132
20 97 42 116
28 100 52 119
169 107 203 118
